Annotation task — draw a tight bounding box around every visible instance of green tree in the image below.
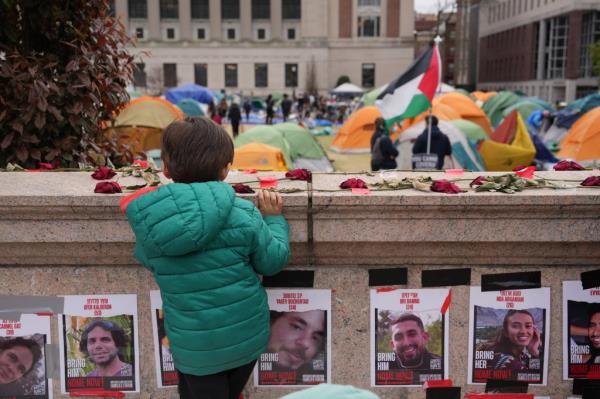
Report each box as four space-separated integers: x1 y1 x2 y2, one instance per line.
425 318 442 356
0 0 137 168
336 75 351 87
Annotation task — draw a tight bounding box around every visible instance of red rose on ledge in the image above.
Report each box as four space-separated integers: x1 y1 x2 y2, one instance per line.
232 183 255 193
133 160 148 168
581 176 600 186
431 179 464 194
91 166 117 180
469 176 486 188
94 181 122 194
554 160 585 171
340 178 367 189
285 168 312 182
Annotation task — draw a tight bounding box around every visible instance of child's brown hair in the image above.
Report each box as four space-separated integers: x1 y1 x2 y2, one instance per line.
161 117 234 183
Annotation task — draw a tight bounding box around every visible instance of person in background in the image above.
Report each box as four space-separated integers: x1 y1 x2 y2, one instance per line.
217 98 228 119
412 116 452 170
265 94 274 125
227 102 242 138
281 94 293 122
208 101 221 125
242 98 252 121
370 117 398 171
122 117 290 399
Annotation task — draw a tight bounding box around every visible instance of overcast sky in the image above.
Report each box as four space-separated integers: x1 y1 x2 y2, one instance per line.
414 0 456 13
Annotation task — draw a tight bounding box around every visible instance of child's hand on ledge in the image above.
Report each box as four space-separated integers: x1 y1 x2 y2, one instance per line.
257 190 283 216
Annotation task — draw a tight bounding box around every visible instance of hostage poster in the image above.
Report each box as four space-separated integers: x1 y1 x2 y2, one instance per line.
0 314 52 399
370 288 450 387
468 287 550 385
150 290 178 388
254 289 331 387
563 280 600 379
58 294 139 393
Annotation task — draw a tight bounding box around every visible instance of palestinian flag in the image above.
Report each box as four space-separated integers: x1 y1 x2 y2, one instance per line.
376 44 441 126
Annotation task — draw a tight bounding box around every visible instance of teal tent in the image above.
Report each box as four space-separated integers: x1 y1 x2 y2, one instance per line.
482 91 521 128
272 123 326 159
234 126 293 167
450 119 488 141
176 99 205 117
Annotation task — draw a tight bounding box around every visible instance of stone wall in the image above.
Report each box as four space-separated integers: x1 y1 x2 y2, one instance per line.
1 170 599 398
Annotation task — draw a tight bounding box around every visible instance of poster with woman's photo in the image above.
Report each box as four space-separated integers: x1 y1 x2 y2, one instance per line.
254 289 331 387
0 314 52 399
370 288 450 387
563 280 600 379
150 290 178 388
468 287 550 385
58 294 139 393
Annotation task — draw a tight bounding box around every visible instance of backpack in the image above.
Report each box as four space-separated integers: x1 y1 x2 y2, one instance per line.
371 135 385 167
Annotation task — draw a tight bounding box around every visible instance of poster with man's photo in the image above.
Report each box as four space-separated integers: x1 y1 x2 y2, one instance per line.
254 289 331 387
0 314 52 399
58 294 139 393
370 288 450 387
563 280 600 379
150 290 178 388
468 287 550 385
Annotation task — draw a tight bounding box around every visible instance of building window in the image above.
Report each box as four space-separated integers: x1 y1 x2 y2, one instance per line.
197 28 206 39
194 63 207 86
133 63 147 87
255 63 268 87
163 63 177 88
160 0 178 19
287 28 296 40
257 28 266 40
128 0 147 18
545 16 568 79
580 11 600 77
252 0 270 19
285 63 298 87
282 0 301 19
191 0 209 19
358 0 380 5
362 63 375 88
135 27 145 39
166 28 175 39
227 28 236 40
221 0 239 19
357 16 380 37
225 64 238 87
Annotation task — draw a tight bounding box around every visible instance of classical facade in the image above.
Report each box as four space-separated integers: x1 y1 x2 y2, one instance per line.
112 0 414 95
477 0 600 103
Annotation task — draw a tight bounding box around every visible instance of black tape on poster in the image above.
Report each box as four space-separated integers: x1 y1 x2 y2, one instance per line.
425 387 461 399
581 269 600 290
573 378 600 398
262 270 314 288
368 267 407 287
422 268 471 287
481 271 541 292
484 378 528 393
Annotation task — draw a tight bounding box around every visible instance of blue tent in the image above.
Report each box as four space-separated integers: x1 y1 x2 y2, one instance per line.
165 84 214 105
556 93 600 129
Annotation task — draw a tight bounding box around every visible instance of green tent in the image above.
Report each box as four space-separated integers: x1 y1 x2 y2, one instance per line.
234 126 293 166
502 100 545 121
482 91 521 128
272 123 327 159
450 119 489 141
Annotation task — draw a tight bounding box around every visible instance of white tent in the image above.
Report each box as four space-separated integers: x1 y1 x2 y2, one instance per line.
331 83 364 94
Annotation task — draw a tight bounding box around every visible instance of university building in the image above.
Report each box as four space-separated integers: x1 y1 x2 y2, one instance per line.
111 0 415 95
477 0 600 103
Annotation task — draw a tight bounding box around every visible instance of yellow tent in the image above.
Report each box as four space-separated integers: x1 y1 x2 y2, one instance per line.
330 106 382 153
478 111 536 171
232 143 288 171
557 108 600 161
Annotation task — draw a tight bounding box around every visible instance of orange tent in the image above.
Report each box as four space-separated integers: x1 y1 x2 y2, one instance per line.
435 92 493 135
400 102 462 133
232 143 288 171
472 91 497 103
558 108 600 161
330 106 382 153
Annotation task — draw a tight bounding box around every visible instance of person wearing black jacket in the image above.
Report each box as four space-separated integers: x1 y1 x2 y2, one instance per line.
412 116 452 170
371 117 399 171
228 102 242 137
281 94 292 122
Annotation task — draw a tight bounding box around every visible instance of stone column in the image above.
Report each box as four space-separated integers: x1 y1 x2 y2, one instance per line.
536 19 546 80
271 0 282 40
179 0 192 40
399 0 413 39
566 11 582 80
338 0 352 38
386 0 400 38
115 0 129 31
209 0 222 41
147 0 161 40
240 0 252 40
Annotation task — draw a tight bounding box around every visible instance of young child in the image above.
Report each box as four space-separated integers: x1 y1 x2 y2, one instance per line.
121 117 290 399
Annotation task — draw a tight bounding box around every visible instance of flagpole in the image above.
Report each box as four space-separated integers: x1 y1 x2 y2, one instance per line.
427 35 443 159
426 107 433 154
